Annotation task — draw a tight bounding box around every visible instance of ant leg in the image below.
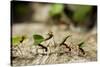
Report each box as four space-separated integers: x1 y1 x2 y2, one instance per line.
60 35 71 46
52 37 57 48
78 42 85 56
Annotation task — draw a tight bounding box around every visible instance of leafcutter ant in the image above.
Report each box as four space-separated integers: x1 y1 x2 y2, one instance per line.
60 35 71 51
38 44 48 52
20 36 26 43
78 42 85 56
45 31 53 41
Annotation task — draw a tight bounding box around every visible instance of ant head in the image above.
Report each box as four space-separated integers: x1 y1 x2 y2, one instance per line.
48 30 53 35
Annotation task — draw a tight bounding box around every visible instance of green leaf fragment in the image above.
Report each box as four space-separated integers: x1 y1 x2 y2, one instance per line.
33 34 44 45
78 42 85 48
50 4 64 16
12 36 22 46
73 5 92 23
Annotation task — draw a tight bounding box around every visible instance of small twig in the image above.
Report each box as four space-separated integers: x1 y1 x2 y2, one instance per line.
33 51 70 56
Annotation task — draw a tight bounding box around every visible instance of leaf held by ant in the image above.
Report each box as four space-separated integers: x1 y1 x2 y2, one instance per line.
33 34 44 45
78 42 85 48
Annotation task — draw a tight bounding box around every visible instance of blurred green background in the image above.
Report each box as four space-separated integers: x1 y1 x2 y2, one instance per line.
11 1 97 32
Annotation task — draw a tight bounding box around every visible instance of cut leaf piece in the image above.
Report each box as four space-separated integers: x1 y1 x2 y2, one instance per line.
73 5 92 23
33 34 44 45
50 4 64 16
12 36 22 46
78 42 85 48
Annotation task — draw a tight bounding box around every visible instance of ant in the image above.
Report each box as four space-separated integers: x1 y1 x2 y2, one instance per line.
20 36 26 43
13 35 26 57
60 35 71 51
45 31 53 41
38 31 53 52
78 42 85 56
